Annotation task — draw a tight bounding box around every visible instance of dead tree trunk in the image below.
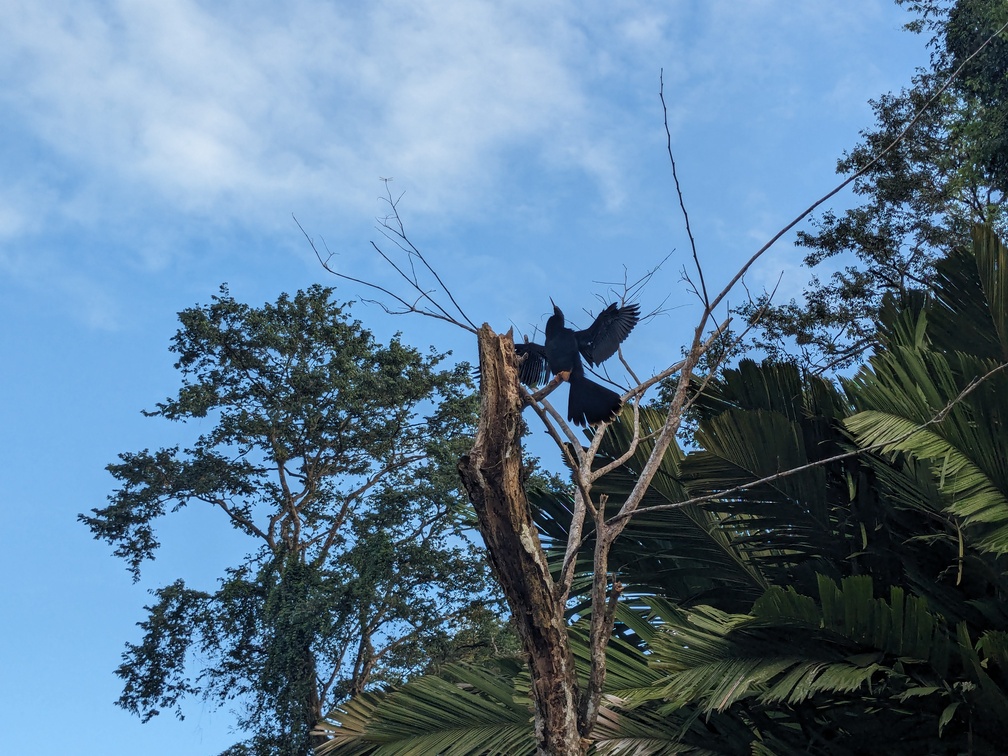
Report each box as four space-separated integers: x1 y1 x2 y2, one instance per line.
458 324 584 756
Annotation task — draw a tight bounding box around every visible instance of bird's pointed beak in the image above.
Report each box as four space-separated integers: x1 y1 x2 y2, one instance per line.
549 297 561 316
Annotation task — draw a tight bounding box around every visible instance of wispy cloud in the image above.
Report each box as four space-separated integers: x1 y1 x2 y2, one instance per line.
2 1 635 224
0 0 926 332
2 0 915 224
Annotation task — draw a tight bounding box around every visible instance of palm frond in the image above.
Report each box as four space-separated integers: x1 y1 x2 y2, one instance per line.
314 661 534 756
845 347 1008 554
928 224 1008 360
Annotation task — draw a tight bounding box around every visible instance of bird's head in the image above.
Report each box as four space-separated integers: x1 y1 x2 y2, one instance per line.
546 298 564 334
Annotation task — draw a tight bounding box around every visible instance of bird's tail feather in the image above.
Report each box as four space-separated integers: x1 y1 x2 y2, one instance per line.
567 374 622 426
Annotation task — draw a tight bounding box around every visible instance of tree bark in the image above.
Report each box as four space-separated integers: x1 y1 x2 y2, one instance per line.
458 324 584 756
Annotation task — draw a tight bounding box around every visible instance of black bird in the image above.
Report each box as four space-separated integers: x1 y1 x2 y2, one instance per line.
515 300 640 426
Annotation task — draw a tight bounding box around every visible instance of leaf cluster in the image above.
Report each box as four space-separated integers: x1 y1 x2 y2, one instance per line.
580 224 1008 753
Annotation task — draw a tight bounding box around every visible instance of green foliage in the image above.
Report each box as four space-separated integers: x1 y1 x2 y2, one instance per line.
81 284 506 754
115 579 210 722
602 223 1008 753
316 225 1008 755
314 660 535 756
742 0 1008 372
620 577 1008 754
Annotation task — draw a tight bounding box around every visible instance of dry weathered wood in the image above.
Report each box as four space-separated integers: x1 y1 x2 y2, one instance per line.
458 324 584 756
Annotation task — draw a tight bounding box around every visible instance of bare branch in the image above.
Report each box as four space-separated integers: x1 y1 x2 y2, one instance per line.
297 197 478 335
661 69 708 311
298 215 450 320
557 485 596 600
204 496 271 545
588 401 643 484
517 382 599 557
311 453 425 565
375 184 479 332
705 16 1008 318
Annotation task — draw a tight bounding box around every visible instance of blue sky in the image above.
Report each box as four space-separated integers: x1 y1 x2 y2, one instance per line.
1 1 930 753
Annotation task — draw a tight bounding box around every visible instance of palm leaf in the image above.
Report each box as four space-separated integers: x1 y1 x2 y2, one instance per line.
845 345 1008 554
679 362 866 593
843 224 1008 554
314 661 534 755
927 223 1008 360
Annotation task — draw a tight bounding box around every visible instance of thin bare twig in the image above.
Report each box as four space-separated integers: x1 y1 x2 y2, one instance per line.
661 69 708 311
298 184 479 334
297 215 473 331
375 184 479 331
588 401 643 484
706 16 1008 319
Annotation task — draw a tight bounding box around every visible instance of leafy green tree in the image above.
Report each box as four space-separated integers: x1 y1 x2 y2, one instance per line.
81 284 505 755
743 0 1008 372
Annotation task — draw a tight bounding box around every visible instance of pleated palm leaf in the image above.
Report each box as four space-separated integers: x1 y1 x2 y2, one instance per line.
597 225 1008 753
845 224 1008 556
573 226 1008 753
313 660 534 756
680 359 868 595
314 624 702 755
616 575 1008 754
550 357 896 607
839 224 1008 632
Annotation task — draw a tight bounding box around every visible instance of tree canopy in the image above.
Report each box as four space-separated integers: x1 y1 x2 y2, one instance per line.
81 284 508 755
742 0 1008 372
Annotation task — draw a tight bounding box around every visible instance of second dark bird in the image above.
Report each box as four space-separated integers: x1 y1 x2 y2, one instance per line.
515 300 640 426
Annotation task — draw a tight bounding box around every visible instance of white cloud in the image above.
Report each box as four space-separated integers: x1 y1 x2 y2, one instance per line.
1 0 632 225
0 0 931 334
1 0 922 231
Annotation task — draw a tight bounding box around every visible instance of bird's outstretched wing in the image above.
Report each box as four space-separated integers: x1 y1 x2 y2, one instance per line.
514 341 550 387
577 302 640 366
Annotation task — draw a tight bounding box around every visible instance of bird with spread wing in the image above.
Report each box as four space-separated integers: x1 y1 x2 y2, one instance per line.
515 300 639 426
